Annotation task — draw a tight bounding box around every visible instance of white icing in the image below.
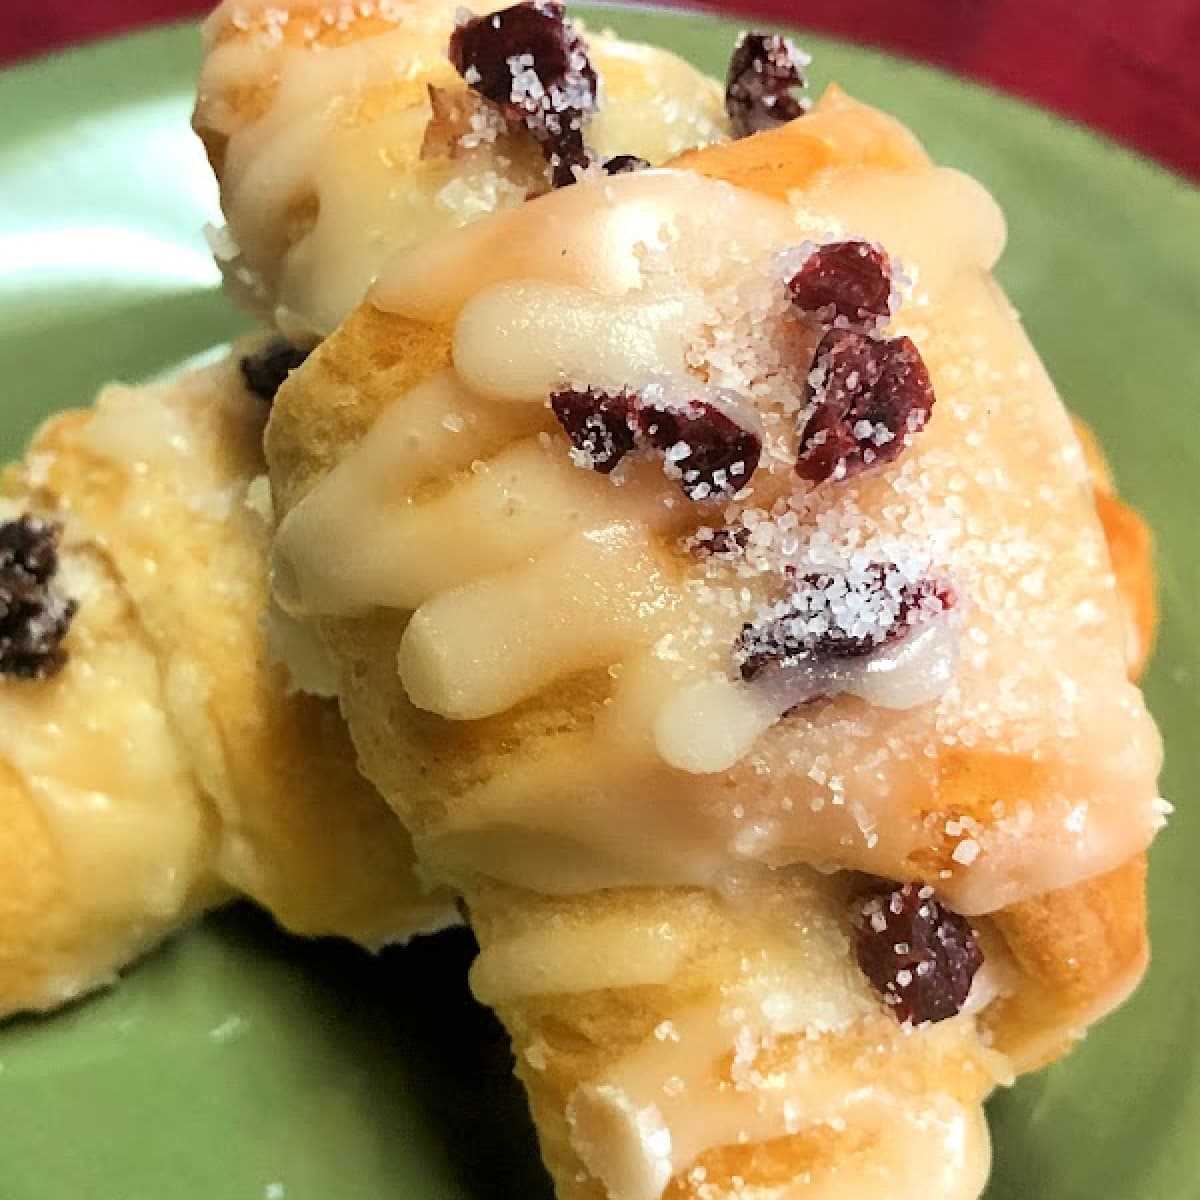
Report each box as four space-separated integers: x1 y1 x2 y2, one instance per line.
568 1086 673 1200
399 522 678 720
453 284 698 401
471 910 700 1004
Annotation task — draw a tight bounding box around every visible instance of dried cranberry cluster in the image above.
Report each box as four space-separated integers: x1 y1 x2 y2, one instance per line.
0 515 77 680
725 32 810 139
787 241 936 484
449 1 599 187
735 567 953 682
855 883 984 1025
550 387 762 501
240 337 311 405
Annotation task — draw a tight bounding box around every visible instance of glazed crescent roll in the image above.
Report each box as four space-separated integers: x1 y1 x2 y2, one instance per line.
0 354 452 1016
265 29 1164 1190
194 0 730 337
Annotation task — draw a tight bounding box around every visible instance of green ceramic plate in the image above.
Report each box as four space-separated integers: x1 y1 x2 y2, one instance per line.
1 8 1197 1198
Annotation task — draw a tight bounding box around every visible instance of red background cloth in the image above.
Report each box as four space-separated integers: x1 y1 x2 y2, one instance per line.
4 0 1198 181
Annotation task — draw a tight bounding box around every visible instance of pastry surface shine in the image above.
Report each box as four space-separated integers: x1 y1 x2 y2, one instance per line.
266 85 1163 1200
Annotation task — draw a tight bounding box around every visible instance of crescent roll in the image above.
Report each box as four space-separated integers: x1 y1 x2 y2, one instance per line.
265 70 1163 1200
0 354 452 1015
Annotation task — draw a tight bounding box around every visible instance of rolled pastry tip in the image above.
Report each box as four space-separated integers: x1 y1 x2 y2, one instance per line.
0 352 454 1018
265 77 1162 1200
194 0 730 338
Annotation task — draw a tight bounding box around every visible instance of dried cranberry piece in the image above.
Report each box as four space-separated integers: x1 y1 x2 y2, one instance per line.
638 400 762 501
788 240 893 329
855 883 983 1025
796 329 935 484
449 1 598 187
602 154 651 175
550 386 762 500
240 338 310 404
735 566 953 681
725 31 810 139
550 388 637 474
0 515 77 680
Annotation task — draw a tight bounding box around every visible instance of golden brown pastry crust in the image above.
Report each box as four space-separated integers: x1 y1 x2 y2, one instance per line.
469 881 998 1200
